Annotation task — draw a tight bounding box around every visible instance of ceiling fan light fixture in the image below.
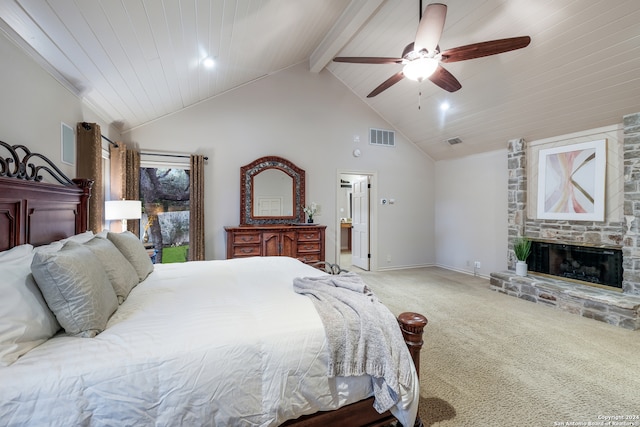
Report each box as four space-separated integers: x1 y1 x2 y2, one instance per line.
403 58 438 82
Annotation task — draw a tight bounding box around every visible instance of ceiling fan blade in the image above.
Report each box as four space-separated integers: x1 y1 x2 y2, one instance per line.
414 3 447 54
440 36 531 63
333 57 403 64
367 71 406 98
428 65 461 92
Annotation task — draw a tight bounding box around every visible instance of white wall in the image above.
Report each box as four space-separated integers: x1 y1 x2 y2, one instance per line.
0 31 119 179
435 149 508 276
124 62 436 267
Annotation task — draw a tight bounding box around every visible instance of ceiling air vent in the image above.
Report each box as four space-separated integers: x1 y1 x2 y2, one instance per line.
446 137 463 145
370 128 395 147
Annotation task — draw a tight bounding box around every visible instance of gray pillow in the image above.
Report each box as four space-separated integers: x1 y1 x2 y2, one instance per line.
84 237 139 304
31 242 118 338
107 231 154 282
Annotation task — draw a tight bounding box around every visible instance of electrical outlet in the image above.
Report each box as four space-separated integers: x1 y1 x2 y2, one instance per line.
474 261 481 269
314 204 322 215
386 254 392 262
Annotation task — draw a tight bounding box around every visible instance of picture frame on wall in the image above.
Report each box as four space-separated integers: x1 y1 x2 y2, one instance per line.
61 122 75 165
537 139 607 221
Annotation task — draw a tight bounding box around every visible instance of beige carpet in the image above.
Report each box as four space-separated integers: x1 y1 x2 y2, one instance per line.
357 267 640 427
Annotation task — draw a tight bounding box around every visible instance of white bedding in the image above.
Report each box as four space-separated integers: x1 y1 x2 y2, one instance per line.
0 256 418 426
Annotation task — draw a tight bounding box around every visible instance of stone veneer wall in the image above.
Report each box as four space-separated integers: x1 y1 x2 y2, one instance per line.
622 112 640 295
507 113 640 296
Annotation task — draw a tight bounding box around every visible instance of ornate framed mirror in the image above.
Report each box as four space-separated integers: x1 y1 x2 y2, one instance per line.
240 156 305 225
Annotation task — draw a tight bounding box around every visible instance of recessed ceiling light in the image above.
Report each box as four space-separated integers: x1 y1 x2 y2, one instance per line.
440 101 450 111
202 57 215 69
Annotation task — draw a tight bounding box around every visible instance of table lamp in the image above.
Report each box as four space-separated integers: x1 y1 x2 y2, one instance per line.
105 200 142 231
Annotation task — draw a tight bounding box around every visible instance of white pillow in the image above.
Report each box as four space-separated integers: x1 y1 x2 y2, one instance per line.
0 245 60 366
0 243 33 262
107 231 154 282
31 242 118 338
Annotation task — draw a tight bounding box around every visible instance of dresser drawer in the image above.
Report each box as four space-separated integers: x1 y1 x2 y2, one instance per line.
232 232 261 244
298 230 321 242
232 245 261 257
297 242 320 253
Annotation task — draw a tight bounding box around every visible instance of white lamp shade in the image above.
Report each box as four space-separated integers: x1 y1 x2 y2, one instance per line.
105 200 142 221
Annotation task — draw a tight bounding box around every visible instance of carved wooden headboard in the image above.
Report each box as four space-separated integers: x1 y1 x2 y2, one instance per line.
0 142 92 251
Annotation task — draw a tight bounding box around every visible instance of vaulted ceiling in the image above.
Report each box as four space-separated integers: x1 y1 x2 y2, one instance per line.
1 0 639 160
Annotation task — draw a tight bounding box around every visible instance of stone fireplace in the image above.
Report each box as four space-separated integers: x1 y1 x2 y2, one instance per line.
489 112 640 330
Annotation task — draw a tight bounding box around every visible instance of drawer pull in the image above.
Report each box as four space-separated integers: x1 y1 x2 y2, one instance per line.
241 248 254 253
241 236 254 242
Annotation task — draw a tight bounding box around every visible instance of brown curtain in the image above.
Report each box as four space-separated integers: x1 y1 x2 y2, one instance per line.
189 155 206 261
109 142 140 235
125 149 141 237
109 142 126 200
76 123 103 233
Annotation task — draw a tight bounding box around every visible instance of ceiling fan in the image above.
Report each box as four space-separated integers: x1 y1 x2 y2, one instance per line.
333 2 531 97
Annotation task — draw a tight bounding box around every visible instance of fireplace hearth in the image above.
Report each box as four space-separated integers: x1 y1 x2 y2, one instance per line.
528 240 623 290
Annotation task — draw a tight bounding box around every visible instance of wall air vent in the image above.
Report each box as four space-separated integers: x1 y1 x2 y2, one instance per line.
446 137 463 145
369 128 395 147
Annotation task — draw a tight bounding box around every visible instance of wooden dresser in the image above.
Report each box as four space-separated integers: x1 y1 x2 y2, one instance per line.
225 225 326 265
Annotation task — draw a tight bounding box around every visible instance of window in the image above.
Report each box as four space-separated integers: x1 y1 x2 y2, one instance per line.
140 154 190 263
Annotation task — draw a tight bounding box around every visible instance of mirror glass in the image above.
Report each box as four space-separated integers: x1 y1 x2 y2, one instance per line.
252 169 294 216
240 156 305 225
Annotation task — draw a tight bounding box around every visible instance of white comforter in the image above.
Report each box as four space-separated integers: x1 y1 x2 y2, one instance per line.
0 256 418 426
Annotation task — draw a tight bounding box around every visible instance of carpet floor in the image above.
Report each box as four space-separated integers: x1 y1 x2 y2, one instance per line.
357 267 640 427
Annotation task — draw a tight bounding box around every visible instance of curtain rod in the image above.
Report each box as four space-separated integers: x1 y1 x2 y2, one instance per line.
141 152 209 161
81 122 208 160
80 122 119 148
101 134 118 147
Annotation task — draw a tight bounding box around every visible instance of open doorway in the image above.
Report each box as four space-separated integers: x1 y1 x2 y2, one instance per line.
337 172 373 271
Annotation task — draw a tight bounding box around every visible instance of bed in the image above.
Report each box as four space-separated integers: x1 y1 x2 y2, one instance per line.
0 142 427 426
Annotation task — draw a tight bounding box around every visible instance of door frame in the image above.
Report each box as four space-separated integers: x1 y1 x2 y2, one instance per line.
335 169 378 271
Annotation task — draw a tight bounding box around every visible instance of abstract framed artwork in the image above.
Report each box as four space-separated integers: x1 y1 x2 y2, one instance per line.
537 139 607 221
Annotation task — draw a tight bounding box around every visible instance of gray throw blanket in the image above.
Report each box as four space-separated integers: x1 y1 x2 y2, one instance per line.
293 273 413 413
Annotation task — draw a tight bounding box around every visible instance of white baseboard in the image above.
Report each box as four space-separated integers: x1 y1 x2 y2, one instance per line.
375 262 435 272
434 263 491 279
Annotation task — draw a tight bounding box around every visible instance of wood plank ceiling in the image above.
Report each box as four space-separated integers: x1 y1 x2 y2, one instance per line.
1 0 639 160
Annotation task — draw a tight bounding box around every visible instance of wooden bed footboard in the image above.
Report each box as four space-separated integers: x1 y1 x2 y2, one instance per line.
282 312 428 427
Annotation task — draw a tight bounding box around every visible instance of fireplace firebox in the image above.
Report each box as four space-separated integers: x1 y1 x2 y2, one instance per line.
528 241 623 290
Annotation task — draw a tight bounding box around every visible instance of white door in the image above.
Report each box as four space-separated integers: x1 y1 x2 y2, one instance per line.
351 175 370 270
